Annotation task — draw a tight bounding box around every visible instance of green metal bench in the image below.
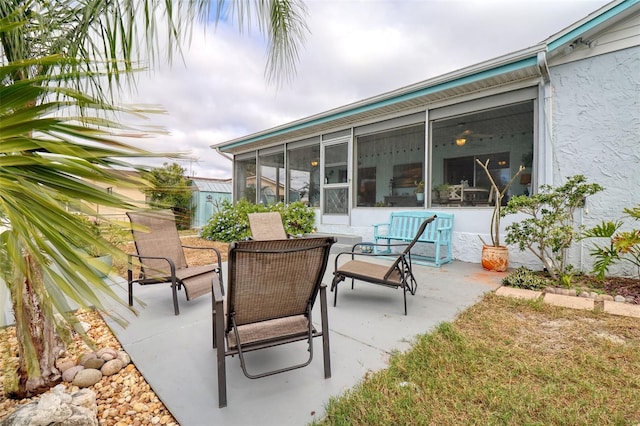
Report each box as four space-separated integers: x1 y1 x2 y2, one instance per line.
373 211 454 267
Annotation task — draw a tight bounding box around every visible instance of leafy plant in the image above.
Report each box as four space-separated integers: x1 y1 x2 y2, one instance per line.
415 181 425 194
200 200 315 242
143 163 193 230
502 175 603 279
71 216 129 257
501 266 551 290
582 204 640 279
475 159 525 247
433 184 450 192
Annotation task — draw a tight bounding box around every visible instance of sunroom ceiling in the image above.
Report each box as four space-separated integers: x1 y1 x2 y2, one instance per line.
216 60 542 155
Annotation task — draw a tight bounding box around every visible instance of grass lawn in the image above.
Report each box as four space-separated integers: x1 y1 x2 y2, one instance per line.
316 294 640 425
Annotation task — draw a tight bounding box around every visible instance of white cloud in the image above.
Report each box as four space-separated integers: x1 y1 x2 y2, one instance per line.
117 0 611 178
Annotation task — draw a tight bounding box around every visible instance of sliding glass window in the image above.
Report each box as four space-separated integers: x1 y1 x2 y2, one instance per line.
287 140 320 207
430 100 534 207
235 154 257 202
258 148 285 205
355 122 425 207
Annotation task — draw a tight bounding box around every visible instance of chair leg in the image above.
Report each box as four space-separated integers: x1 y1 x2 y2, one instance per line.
319 285 331 379
217 338 227 408
332 276 340 307
127 264 134 307
128 281 133 307
171 278 180 316
403 285 408 315
214 300 227 407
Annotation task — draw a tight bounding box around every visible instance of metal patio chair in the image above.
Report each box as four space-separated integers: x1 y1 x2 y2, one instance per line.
213 236 335 408
247 211 288 240
126 209 223 315
331 215 436 315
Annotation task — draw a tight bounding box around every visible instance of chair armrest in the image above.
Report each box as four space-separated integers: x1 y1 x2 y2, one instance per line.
181 245 223 267
334 246 405 263
127 253 176 277
213 279 224 303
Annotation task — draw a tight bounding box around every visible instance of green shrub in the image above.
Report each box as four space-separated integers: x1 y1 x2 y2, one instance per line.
200 200 315 242
502 175 603 279
501 266 552 291
582 204 640 279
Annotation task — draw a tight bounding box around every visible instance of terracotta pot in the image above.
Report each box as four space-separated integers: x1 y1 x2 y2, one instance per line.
481 245 509 272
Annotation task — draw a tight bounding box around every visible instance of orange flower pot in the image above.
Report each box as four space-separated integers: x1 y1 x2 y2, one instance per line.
481 245 509 272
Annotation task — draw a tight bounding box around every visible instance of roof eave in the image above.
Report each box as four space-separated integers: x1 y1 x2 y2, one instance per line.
213 46 545 153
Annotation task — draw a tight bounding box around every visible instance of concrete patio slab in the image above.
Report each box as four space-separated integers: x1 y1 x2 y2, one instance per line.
101 259 502 426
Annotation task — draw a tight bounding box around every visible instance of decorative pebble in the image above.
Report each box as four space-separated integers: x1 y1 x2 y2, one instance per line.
101 359 124 376
56 359 76 373
83 357 105 369
72 368 103 388
118 351 131 366
97 347 118 360
77 352 97 365
62 365 85 382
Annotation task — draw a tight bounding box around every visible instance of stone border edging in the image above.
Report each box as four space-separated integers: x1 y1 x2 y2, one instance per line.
495 286 640 318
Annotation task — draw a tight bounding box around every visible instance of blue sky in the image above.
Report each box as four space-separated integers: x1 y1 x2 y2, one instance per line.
119 0 611 179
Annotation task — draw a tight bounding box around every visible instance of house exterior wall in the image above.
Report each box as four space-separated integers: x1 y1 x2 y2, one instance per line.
89 178 148 222
549 45 640 275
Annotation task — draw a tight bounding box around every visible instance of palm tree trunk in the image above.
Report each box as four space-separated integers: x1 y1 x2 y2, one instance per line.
7 254 64 399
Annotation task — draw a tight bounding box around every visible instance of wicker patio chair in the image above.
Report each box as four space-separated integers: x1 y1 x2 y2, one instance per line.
331 215 436 315
248 211 288 240
126 209 223 315
213 236 335 408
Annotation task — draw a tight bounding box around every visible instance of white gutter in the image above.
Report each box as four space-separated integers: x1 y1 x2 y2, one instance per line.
215 147 233 162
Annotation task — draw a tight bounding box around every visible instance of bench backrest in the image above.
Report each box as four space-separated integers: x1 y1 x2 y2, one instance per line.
388 211 454 242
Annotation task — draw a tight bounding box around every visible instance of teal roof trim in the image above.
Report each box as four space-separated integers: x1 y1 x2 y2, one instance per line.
548 0 640 52
222 56 539 150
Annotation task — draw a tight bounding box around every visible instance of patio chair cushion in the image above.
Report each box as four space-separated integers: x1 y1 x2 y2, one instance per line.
335 260 402 286
227 315 310 349
176 265 218 300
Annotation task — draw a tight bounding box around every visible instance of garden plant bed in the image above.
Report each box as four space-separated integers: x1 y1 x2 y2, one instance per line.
502 266 640 305
579 276 640 303
0 310 178 425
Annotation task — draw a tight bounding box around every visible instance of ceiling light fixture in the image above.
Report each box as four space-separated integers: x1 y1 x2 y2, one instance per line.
456 138 467 146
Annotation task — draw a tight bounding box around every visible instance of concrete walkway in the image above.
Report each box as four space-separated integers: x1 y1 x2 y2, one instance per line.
102 258 503 425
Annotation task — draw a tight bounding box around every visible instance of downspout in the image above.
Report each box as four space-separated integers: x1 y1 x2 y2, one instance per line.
215 147 235 201
537 51 552 187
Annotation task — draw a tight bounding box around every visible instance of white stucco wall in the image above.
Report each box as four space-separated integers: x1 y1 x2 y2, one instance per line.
550 45 640 276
